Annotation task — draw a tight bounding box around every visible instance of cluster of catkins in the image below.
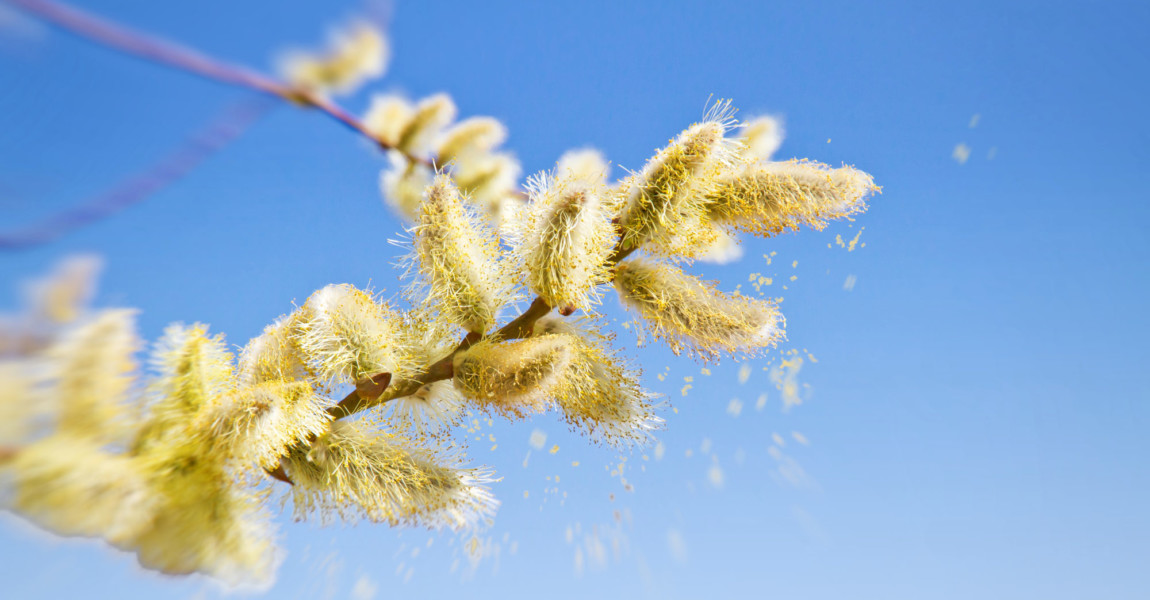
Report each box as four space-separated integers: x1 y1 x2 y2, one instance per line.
0 19 878 589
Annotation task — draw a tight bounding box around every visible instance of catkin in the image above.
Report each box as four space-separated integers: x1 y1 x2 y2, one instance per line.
707 160 878 237
411 176 513 333
614 259 784 360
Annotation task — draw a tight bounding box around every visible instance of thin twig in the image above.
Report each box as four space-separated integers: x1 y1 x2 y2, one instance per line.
5 0 433 168
0 95 275 250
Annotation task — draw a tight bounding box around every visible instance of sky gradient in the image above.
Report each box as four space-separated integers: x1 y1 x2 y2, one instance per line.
1 1 1148 598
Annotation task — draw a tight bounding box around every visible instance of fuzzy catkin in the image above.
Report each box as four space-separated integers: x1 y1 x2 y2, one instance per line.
49 309 138 441
283 420 497 529
280 22 388 96
436 117 508 166
134 324 235 453
365 94 457 157
614 259 784 360
616 114 736 254
380 153 434 219
396 94 456 157
514 172 616 310
531 316 662 447
738 115 785 161
412 176 512 333
195 380 331 470
134 444 276 587
294 284 413 385
452 335 573 417
10 435 156 547
707 159 878 237
238 314 310 386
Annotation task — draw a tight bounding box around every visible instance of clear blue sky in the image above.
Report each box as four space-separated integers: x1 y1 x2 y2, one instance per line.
1 1 1148 598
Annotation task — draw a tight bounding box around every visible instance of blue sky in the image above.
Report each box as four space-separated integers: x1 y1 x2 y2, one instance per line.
1 0 1148 598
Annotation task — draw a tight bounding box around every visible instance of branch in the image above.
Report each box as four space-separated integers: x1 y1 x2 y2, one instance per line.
0 95 275 250
6 0 433 168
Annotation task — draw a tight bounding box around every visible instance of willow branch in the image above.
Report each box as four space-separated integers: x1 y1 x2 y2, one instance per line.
0 95 275 250
328 239 642 419
5 0 434 168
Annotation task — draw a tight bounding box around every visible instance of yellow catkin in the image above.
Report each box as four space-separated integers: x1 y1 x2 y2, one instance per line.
238 314 310 386
25 254 102 324
396 94 457 157
613 259 784 360
532 316 662 447
280 22 388 96
707 159 879 237
134 324 235 453
283 420 497 529
452 335 573 417
514 172 616 310
295 284 413 385
436 117 508 167
387 380 465 436
10 435 156 547
0 363 36 443
366 94 457 157
48 309 138 441
452 152 523 224
412 176 513 333
616 105 738 256
363 95 414 148
380 154 435 220
738 115 785 161
195 380 331 470
556 148 611 184
134 444 276 587
385 309 466 435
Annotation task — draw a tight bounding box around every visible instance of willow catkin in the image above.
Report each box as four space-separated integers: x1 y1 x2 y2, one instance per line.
453 152 523 224
396 94 456 157
195 380 331 470
237 314 310 386
532 316 662 447
279 21 388 96
411 176 513 333
380 153 434 220
452 334 573 418
48 309 138 441
436 116 508 167
363 95 414 149
134 324 235 453
738 115 785 161
613 259 784 360
282 420 497 529
294 284 414 385
513 172 616 310
134 444 277 587
616 106 738 255
383 310 466 435
9 435 156 547
707 159 878 237
556 148 611 185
